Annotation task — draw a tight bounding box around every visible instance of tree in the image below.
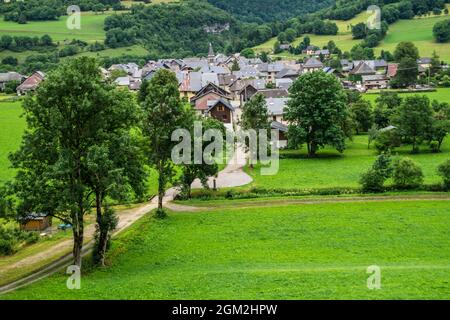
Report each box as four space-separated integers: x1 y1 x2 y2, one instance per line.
231 59 240 71
352 23 367 39
140 69 187 213
433 19 450 42
391 57 419 88
1 56 18 66
394 41 419 61
429 101 450 152
285 71 349 157
360 153 393 192
273 40 282 54
392 95 434 153
240 93 272 165
9 57 135 267
178 115 225 199
430 50 441 75
350 100 373 134
240 48 255 58
437 159 450 189
392 158 424 189
259 51 269 63
374 92 402 128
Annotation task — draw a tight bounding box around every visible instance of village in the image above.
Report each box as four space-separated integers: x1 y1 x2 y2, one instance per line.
0 42 442 145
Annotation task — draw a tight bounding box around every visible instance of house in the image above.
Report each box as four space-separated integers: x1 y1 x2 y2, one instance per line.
190 82 232 112
16 71 45 96
276 67 299 80
271 121 288 148
362 75 389 90
179 72 202 100
257 88 289 99
349 61 376 77
0 72 25 91
206 98 235 125
232 78 266 101
304 45 317 56
387 63 399 79
275 78 293 91
314 49 330 58
279 44 292 51
20 213 51 232
266 97 288 124
302 58 324 73
417 58 432 70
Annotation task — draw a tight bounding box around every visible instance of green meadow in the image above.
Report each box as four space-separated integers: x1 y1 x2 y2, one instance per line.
2 199 449 299
0 100 26 185
363 88 450 104
254 9 450 61
0 12 110 43
248 135 450 190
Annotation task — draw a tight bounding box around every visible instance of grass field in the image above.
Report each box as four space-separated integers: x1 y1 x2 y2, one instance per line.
363 88 450 104
0 12 111 43
247 135 450 190
0 100 26 185
2 199 449 299
254 9 450 61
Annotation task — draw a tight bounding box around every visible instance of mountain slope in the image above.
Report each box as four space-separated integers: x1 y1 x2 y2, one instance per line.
207 0 335 23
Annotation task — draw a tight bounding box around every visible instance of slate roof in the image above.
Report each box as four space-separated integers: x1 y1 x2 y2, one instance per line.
271 121 288 133
257 88 289 99
303 57 324 68
350 61 376 75
0 72 24 83
266 97 288 116
207 98 235 112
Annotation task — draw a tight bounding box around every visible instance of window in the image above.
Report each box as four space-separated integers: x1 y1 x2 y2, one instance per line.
218 106 224 111
273 116 277 121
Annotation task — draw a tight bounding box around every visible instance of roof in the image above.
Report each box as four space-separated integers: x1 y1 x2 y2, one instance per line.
417 57 431 64
266 97 288 116
179 72 203 92
114 76 130 86
276 68 299 79
19 212 49 221
362 75 388 82
350 61 376 75
0 72 24 83
232 78 266 93
271 121 288 133
257 88 289 99
201 73 219 87
303 57 323 68
387 63 399 78
16 72 44 91
207 98 235 112
275 78 293 90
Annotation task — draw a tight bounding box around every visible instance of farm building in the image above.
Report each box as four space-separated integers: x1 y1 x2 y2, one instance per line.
19 213 51 232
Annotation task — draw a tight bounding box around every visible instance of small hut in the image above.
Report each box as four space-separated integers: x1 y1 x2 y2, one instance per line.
19 213 51 231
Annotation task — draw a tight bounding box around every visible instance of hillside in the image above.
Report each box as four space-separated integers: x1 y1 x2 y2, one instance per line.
207 0 334 23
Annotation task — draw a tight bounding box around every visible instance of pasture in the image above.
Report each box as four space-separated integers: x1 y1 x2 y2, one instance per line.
247 135 450 190
0 12 110 43
254 10 450 62
2 199 449 299
0 100 25 185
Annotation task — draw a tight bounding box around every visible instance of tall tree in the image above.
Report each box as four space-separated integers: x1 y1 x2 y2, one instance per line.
140 69 187 212
285 71 349 157
9 57 136 266
394 41 420 61
392 95 434 153
240 93 272 166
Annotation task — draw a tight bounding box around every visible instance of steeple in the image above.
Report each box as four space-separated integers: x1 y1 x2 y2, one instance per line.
208 43 215 64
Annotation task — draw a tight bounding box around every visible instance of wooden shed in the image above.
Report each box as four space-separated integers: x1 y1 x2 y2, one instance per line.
20 213 51 232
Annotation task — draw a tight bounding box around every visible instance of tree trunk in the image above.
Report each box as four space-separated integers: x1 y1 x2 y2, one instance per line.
158 164 165 210
72 207 84 267
95 191 108 266
308 142 317 158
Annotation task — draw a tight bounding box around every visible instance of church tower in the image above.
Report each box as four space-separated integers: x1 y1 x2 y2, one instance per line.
208 43 215 64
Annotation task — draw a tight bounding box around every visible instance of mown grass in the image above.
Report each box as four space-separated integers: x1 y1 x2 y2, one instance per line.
0 12 111 43
247 135 450 190
363 88 450 104
0 100 26 185
2 200 449 299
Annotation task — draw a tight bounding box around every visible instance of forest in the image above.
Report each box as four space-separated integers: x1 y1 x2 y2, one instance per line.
206 0 334 23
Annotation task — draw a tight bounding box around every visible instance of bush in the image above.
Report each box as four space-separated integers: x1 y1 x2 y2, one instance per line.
0 239 16 256
360 169 386 193
392 158 424 189
154 208 167 219
437 159 450 189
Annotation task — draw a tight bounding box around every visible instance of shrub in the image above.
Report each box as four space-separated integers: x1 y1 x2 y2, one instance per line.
360 153 393 192
437 159 450 189
374 129 401 154
392 158 424 189
154 208 167 219
0 239 16 256
360 169 386 193
430 141 440 153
